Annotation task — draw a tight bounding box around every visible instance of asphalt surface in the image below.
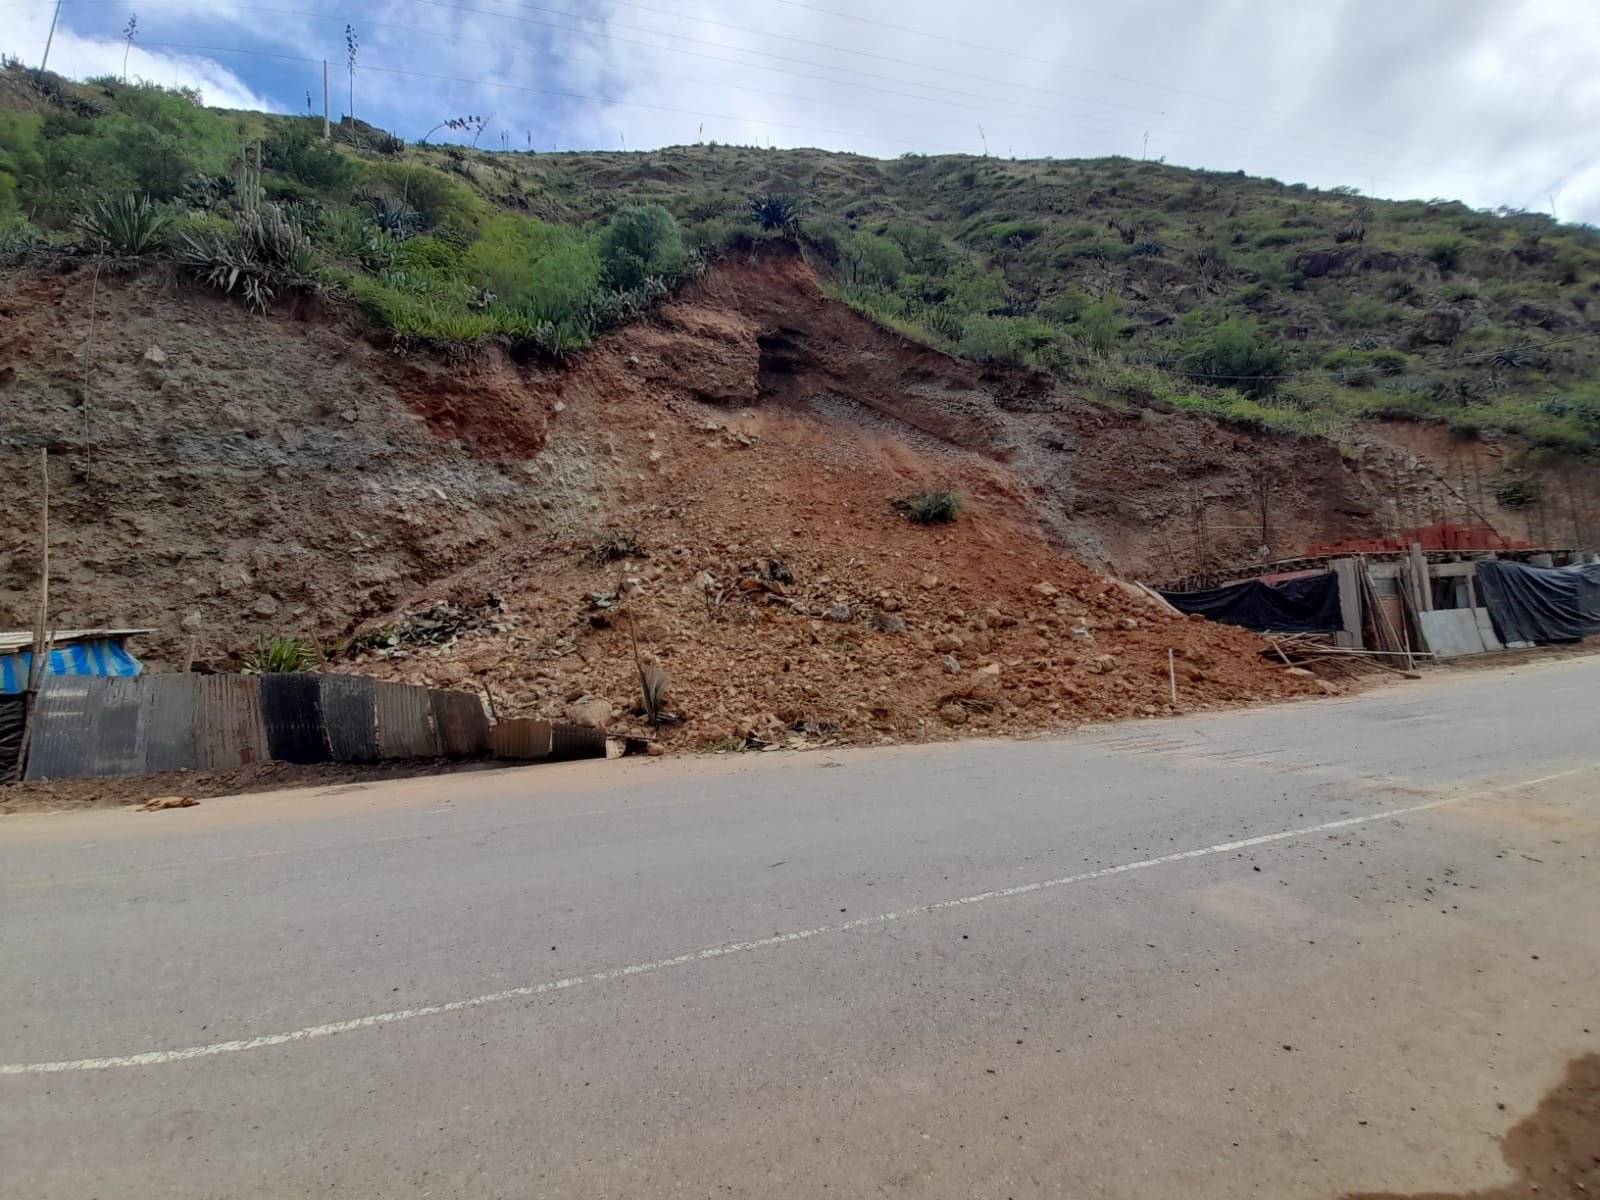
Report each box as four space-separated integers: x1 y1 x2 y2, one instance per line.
3 656 1598 1198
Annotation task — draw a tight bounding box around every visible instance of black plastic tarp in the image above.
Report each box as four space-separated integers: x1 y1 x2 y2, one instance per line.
1475 559 1600 646
1159 572 1343 634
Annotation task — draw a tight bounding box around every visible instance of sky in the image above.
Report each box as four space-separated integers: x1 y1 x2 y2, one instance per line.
5 0 1600 223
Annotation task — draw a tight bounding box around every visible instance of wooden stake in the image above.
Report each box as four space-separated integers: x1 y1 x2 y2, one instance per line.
14 452 52 781
29 449 48 682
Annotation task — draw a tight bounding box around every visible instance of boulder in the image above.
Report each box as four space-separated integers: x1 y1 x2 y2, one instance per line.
566 698 614 729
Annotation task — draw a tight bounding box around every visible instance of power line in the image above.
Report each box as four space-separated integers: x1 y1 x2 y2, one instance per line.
764 0 1436 155
129 39 976 152
6 0 1552 197
19 0 1426 180
460 0 1452 183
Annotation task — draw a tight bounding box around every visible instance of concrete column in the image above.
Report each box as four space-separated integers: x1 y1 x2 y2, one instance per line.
1331 559 1363 649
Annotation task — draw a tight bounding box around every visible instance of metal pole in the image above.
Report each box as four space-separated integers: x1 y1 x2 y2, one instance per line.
1167 649 1178 707
40 0 62 70
322 60 330 140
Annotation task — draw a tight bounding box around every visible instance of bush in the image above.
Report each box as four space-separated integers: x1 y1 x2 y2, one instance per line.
597 203 687 290
1332 296 1392 328
77 192 170 255
1073 302 1126 354
1426 236 1467 272
1492 473 1543 510
462 215 602 327
1184 317 1286 397
262 121 354 194
896 489 964 524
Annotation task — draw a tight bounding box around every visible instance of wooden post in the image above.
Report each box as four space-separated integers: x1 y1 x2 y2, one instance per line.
29 449 49 686
13 451 51 781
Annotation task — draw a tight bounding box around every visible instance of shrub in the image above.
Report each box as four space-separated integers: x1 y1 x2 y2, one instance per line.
597 203 687 290
262 121 354 194
1332 296 1392 328
462 215 602 326
1426 236 1467 272
895 489 964 524
242 634 317 673
956 315 1022 365
1184 317 1286 397
750 192 802 232
77 192 170 255
1491 473 1543 510
1073 302 1126 354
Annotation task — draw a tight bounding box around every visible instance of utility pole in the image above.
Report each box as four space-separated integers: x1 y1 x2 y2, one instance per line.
40 0 62 70
322 60 330 140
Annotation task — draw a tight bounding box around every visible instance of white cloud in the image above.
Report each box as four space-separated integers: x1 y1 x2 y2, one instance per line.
9 0 1599 221
5 4 276 111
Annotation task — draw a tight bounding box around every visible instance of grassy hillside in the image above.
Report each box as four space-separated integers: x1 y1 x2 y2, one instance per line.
4 62 1599 460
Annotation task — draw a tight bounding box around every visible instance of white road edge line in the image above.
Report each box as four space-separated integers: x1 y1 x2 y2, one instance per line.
4 763 1593 1076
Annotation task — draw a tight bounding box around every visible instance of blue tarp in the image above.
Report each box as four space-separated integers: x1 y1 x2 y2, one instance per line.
0 641 143 694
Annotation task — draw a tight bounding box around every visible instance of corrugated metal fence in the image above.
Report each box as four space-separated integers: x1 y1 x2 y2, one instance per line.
22 673 487 781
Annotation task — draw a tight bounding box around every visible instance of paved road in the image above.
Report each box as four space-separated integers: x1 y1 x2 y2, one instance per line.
3 657 1598 1199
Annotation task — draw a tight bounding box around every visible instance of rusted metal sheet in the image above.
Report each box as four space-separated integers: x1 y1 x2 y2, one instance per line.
491 718 606 762
430 689 491 758
140 673 201 774
195 675 269 769
491 718 552 760
319 674 378 763
374 682 438 759
24 676 106 780
259 673 329 764
93 677 148 778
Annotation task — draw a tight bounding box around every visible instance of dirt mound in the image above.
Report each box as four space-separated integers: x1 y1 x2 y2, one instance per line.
338 252 1325 745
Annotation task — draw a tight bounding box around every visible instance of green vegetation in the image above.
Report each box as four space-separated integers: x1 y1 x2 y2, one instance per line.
242 634 318 673
2 61 1598 453
895 489 965 524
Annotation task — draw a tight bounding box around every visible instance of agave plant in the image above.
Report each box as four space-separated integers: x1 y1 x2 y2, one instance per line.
175 200 319 313
77 193 171 256
749 191 802 232
364 197 421 238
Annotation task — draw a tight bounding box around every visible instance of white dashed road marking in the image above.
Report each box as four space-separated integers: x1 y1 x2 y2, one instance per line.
3 763 1592 1075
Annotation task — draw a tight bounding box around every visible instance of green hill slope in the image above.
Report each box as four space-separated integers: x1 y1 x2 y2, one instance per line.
3 62 1598 458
